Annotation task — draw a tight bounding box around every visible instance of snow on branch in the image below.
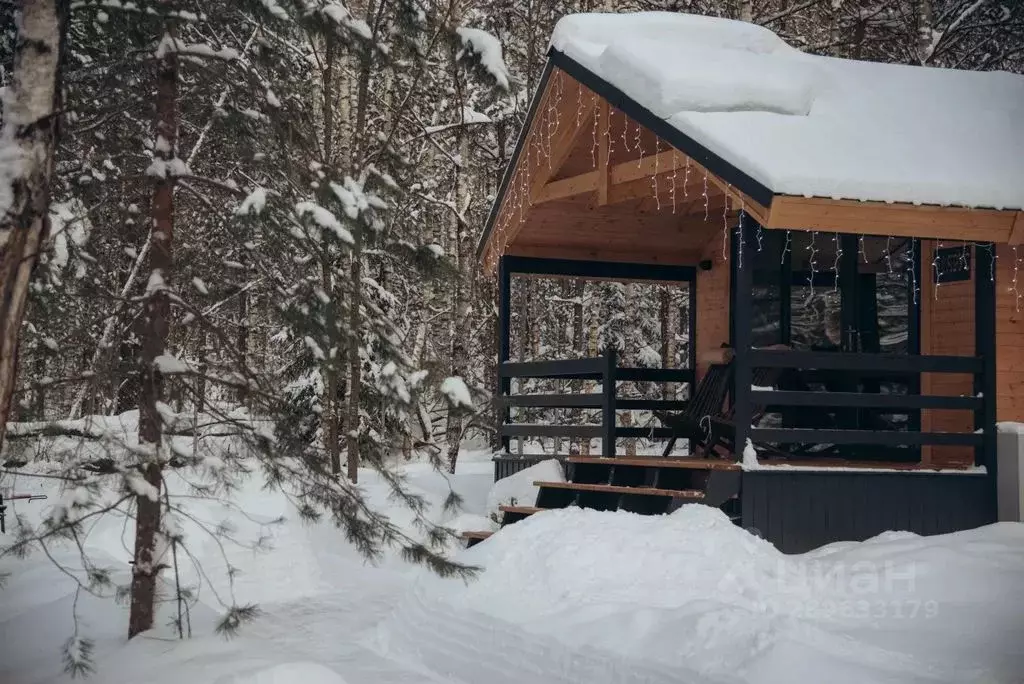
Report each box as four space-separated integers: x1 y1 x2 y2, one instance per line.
155 34 240 61
456 27 510 90
258 0 289 21
321 1 373 41
294 201 354 244
145 157 191 179
235 187 267 216
440 376 473 410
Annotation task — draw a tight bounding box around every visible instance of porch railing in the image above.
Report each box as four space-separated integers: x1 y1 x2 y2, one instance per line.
744 349 988 461
498 347 693 456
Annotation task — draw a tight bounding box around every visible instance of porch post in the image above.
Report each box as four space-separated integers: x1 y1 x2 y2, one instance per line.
974 244 997 486
497 256 511 453
732 214 754 460
602 346 617 457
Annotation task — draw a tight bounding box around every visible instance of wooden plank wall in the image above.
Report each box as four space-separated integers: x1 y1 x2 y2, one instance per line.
695 232 731 381
996 244 1024 423
919 241 975 467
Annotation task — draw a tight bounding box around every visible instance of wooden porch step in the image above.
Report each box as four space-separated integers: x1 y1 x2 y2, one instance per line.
534 480 705 499
461 530 494 547
499 505 546 515
460 530 493 541
567 456 740 471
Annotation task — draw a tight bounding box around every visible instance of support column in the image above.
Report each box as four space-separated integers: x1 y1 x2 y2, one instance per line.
498 256 511 453
974 244 997 495
688 279 698 455
602 346 617 457
732 214 754 460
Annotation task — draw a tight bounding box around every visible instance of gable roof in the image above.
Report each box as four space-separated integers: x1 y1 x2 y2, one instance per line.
550 12 1024 212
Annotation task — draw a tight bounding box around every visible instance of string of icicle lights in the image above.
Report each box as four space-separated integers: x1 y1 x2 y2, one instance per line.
484 74 1006 318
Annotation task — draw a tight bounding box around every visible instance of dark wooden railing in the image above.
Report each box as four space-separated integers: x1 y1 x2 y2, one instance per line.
498 347 693 456
743 349 987 458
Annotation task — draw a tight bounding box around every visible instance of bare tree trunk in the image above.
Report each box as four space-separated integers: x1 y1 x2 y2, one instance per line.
446 125 471 473
345 13 377 483
0 0 67 452
660 286 678 400
324 260 341 475
738 0 753 23
128 26 177 639
918 0 934 64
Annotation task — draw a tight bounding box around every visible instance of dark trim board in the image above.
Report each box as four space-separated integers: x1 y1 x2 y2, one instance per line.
742 470 995 554
502 255 696 282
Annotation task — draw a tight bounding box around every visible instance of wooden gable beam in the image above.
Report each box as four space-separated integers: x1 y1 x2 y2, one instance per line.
529 82 596 203
765 196 1018 243
1009 211 1024 245
535 146 771 224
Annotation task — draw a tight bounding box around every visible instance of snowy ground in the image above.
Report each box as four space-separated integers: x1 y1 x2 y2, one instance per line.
2 433 1023 684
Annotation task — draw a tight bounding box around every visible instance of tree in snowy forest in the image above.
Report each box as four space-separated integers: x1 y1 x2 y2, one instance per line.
0 0 67 452
0 0 510 672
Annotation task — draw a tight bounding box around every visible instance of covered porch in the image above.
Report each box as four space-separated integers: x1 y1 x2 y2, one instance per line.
476 35 1023 549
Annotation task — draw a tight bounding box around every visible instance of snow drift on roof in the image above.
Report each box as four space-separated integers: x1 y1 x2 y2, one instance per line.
550 12 1024 210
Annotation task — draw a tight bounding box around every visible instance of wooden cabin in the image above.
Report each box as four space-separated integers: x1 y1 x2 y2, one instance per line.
474 13 1024 552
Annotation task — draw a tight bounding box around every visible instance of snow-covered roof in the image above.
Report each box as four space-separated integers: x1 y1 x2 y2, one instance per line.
551 12 1024 211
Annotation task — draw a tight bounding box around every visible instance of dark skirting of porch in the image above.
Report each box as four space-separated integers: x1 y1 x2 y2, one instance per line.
741 470 995 554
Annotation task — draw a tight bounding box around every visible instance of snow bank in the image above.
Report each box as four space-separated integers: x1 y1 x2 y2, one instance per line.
0 428 496 684
483 458 563 523
550 12 1024 210
381 506 1024 684
215 662 349 684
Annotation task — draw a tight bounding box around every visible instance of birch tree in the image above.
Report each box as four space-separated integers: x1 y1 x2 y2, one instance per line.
0 0 67 451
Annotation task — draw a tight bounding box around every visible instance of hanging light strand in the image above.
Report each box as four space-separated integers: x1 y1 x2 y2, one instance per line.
781 230 791 266
651 138 661 210
737 209 745 271
807 231 819 302
907 238 919 305
703 171 709 221
1013 245 1021 312
683 157 691 201
721 195 730 262
832 233 842 296
670 150 678 214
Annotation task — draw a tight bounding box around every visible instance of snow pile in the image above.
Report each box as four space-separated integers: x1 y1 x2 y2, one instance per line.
0 436 498 684
483 458 563 523
550 12 1024 210
215 661 350 684
381 506 1024 684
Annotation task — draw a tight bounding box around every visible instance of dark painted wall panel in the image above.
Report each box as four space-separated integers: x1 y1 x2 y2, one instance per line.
743 471 995 554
